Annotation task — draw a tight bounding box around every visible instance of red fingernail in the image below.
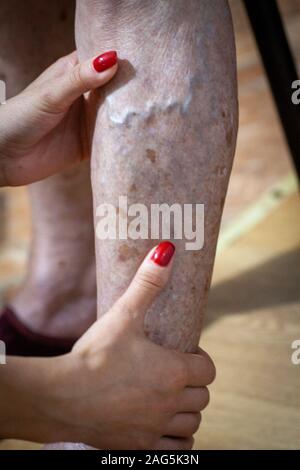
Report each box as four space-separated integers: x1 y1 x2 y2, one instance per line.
93 50 117 73
151 241 176 267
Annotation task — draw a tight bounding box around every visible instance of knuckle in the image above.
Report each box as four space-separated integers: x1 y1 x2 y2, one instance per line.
192 352 216 386
135 270 165 292
184 437 195 450
190 412 202 434
69 65 87 90
37 84 67 115
200 387 210 410
163 394 179 414
206 357 216 385
54 55 69 70
169 357 188 390
182 413 202 436
38 90 60 114
173 437 194 450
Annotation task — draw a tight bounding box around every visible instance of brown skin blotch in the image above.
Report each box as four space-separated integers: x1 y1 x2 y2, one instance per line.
163 173 173 189
129 183 137 192
146 149 157 163
145 114 156 125
118 244 139 262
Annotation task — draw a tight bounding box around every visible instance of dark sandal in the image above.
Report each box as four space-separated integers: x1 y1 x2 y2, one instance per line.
0 306 77 357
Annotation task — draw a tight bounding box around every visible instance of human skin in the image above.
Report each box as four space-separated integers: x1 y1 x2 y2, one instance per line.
75 0 238 351
43 0 238 451
0 0 97 338
0 52 215 451
0 245 215 450
0 51 118 186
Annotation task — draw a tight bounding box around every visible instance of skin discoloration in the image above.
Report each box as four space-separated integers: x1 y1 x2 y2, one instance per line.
146 149 156 163
129 183 137 192
163 173 173 189
118 244 140 262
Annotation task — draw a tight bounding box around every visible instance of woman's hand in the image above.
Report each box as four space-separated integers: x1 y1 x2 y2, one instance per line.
0 50 118 186
0 243 215 449
51 243 216 450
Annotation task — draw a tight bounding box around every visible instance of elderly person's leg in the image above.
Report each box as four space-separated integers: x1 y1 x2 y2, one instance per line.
77 0 238 351
0 0 96 349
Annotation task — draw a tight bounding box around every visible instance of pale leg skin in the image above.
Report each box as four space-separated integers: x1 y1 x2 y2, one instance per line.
76 0 238 351
48 0 237 449
0 0 97 338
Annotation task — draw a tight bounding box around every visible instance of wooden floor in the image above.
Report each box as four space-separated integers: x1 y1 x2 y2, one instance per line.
197 193 300 450
1 0 300 451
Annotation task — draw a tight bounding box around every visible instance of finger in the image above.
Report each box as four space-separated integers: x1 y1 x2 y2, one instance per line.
118 241 175 329
155 436 194 451
183 350 216 387
179 386 210 412
164 412 201 438
38 50 118 113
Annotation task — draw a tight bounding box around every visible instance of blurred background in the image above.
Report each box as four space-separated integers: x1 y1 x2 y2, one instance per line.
0 0 299 450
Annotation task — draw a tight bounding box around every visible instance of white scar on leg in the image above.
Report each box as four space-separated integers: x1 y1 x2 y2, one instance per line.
103 75 201 127
105 96 192 126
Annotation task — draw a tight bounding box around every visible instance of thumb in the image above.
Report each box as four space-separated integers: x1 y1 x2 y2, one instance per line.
118 241 176 328
40 50 118 112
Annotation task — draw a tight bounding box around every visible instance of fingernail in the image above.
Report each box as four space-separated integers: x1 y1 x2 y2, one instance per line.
151 241 176 267
93 50 117 73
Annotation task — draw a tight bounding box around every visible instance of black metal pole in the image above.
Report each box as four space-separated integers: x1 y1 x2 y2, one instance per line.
243 0 300 181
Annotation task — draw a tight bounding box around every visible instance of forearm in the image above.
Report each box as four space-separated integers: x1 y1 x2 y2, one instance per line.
0 355 73 442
